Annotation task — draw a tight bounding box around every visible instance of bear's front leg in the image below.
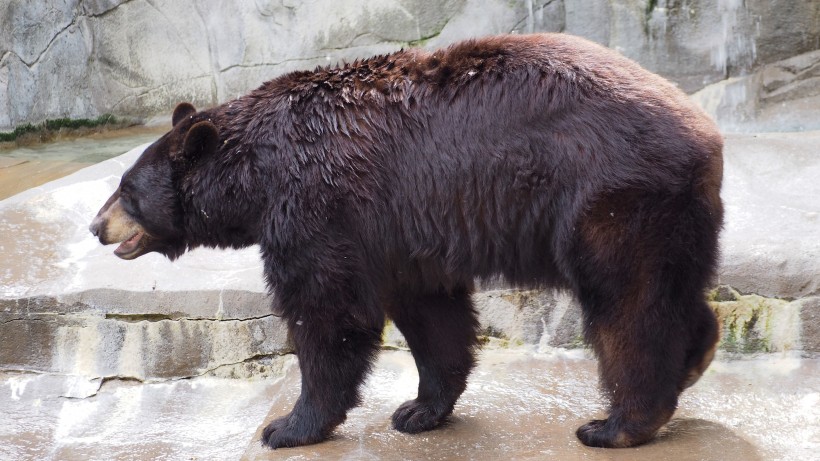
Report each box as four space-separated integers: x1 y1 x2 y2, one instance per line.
261 307 384 449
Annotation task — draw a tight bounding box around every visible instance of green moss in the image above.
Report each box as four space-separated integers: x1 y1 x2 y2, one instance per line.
44 114 118 131
567 334 586 349
482 325 507 339
104 313 174 323
406 21 447 48
0 123 38 142
710 293 788 353
479 336 511 348
643 0 661 36
0 114 121 143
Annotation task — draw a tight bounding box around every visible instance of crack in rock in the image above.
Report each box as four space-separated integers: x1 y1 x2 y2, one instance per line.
82 0 139 18
102 313 278 322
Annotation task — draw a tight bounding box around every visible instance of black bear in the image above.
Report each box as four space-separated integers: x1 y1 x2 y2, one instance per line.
90 33 723 449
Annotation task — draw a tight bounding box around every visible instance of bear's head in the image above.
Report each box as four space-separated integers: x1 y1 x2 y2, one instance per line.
89 102 222 260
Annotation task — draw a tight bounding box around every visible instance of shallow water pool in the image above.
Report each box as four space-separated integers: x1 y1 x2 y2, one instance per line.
0 126 165 200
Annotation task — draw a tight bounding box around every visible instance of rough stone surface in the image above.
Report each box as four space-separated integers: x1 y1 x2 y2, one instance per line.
0 361 293 460
801 297 820 355
2 0 819 129
718 132 820 300
474 289 583 348
0 311 288 381
692 50 820 131
709 289 805 355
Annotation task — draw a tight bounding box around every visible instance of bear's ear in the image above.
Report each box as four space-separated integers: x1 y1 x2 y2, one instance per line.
172 102 197 126
179 121 219 161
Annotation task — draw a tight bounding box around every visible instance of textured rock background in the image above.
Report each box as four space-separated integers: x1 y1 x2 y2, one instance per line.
1 0 819 130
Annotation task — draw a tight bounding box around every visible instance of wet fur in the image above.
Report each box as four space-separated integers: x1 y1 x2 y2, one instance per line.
91 33 723 449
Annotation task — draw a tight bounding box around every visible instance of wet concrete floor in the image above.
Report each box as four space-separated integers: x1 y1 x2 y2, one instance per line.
2 350 817 461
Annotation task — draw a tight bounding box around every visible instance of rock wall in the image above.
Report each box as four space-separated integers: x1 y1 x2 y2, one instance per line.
1 0 818 129
693 50 820 131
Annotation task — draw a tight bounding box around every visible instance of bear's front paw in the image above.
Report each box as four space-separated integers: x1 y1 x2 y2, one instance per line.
391 399 450 434
261 414 328 449
576 419 651 448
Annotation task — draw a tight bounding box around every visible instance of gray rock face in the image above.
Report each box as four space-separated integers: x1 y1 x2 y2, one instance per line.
2 0 818 129
692 50 820 131
719 132 820 300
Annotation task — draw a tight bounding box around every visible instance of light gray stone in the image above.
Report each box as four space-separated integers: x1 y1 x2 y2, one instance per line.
718 132 820 299
0 311 289 380
4 354 820 460
474 289 582 348
692 50 820 132
801 297 820 355
2 0 819 129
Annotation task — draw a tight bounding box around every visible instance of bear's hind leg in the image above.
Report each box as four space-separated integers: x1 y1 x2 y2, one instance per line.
388 286 480 433
572 188 721 448
576 301 687 448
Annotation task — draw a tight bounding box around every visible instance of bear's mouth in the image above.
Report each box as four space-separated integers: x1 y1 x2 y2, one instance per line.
114 231 147 260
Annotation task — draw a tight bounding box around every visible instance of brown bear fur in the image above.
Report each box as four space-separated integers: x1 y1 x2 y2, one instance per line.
90 33 723 449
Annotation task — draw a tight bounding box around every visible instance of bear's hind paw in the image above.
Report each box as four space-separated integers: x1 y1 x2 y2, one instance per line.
575 419 655 448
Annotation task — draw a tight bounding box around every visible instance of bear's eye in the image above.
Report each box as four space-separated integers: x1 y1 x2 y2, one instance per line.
120 192 140 217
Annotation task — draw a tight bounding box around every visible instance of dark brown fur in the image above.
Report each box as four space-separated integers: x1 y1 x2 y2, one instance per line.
90 33 723 449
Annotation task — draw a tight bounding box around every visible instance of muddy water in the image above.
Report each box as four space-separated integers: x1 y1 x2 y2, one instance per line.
0 126 165 200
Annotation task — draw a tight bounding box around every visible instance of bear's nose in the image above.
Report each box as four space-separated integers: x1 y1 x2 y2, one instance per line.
89 218 101 237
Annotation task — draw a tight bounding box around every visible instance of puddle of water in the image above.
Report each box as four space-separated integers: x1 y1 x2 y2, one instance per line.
0 126 165 200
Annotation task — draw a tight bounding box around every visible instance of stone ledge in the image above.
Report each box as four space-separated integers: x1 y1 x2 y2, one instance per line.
1 284 816 381
0 309 290 381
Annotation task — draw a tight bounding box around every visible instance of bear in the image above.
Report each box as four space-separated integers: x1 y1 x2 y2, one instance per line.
89 33 723 449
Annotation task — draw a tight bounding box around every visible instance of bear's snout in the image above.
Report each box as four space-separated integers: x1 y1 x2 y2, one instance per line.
89 190 150 260
89 216 104 238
